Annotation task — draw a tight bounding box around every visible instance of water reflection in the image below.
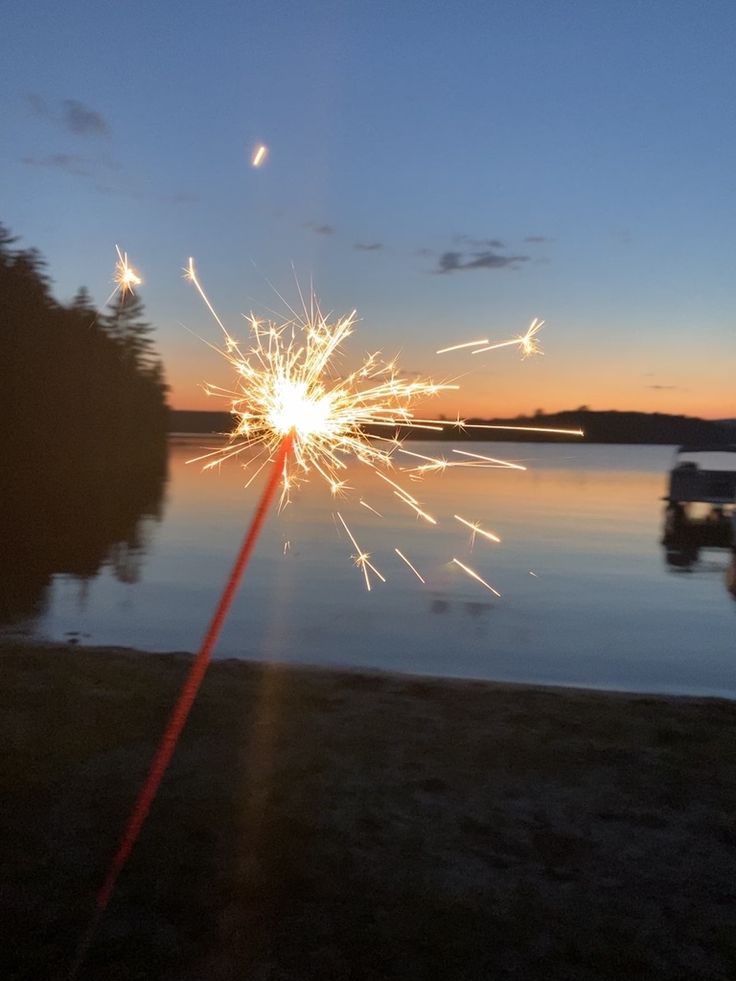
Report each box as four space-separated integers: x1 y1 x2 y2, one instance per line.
5 440 735 698
727 554 736 600
1 453 167 626
429 596 492 618
661 504 736 601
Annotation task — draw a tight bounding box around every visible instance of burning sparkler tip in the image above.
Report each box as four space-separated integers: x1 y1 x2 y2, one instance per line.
112 245 142 300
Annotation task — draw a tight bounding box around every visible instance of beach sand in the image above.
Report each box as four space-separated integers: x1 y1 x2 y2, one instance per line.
2 642 736 980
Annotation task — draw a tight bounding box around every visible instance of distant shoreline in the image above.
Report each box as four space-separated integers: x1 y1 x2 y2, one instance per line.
168 408 736 445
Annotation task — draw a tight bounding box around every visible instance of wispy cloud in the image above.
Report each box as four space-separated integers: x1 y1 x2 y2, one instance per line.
25 93 110 137
524 235 552 244
22 153 92 177
453 234 506 249
62 99 109 137
21 153 149 202
305 221 335 236
435 250 529 274
647 384 684 391
354 242 383 251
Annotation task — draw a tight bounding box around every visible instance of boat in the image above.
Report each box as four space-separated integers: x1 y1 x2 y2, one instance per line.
665 444 736 506
662 445 736 560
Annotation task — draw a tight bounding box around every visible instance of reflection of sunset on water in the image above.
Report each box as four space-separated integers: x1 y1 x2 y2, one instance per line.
11 440 734 698
170 437 671 561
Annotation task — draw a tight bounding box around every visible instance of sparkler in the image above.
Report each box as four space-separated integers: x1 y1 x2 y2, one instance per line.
73 257 583 975
184 257 458 513
182 259 582 581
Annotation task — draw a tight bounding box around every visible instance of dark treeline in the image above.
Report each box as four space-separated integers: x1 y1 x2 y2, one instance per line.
169 408 734 445
450 409 735 445
1 224 168 624
0 224 168 468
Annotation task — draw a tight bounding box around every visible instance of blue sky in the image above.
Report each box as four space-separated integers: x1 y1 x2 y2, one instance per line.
2 0 734 416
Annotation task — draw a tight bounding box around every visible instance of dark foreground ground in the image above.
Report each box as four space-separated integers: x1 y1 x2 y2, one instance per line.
2 643 736 980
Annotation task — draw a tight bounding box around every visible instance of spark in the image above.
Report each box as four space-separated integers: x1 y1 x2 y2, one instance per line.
251 144 268 167
398 448 451 471
472 318 545 358
454 514 501 544
391 491 437 525
461 424 584 436
109 245 142 301
451 558 501 597
395 417 583 438
337 512 385 591
451 449 527 471
436 338 488 354
394 548 425 583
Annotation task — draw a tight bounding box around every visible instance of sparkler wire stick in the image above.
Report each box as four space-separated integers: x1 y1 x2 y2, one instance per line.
68 433 293 980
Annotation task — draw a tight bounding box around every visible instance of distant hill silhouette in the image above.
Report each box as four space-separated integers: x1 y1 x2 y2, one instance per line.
170 408 732 445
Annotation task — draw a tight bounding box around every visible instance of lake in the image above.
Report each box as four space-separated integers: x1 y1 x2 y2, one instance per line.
4 440 735 697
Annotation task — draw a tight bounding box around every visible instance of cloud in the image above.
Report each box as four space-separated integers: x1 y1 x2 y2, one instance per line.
305 222 335 235
354 242 383 251
435 250 529 274
524 235 552 244
23 93 110 137
454 234 505 249
22 153 91 177
414 247 434 257
62 99 109 136
647 384 683 391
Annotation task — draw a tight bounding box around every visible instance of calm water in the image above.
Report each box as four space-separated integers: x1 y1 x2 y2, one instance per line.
6 440 736 697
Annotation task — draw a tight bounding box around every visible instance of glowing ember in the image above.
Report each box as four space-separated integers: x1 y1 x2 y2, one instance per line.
251 144 268 167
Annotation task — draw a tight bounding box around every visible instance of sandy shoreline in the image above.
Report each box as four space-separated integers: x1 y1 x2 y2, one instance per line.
3 641 736 979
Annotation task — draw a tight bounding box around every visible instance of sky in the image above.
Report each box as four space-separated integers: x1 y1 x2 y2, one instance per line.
2 0 735 419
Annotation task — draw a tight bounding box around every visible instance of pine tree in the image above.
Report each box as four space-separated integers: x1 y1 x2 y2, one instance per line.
71 286 95 314
102 292 156 371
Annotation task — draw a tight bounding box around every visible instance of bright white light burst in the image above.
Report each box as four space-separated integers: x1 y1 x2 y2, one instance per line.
112 245 142 299
186 258 456 503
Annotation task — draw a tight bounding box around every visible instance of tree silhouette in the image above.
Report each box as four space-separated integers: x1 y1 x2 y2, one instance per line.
102 291 157 372
0 221 169 623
